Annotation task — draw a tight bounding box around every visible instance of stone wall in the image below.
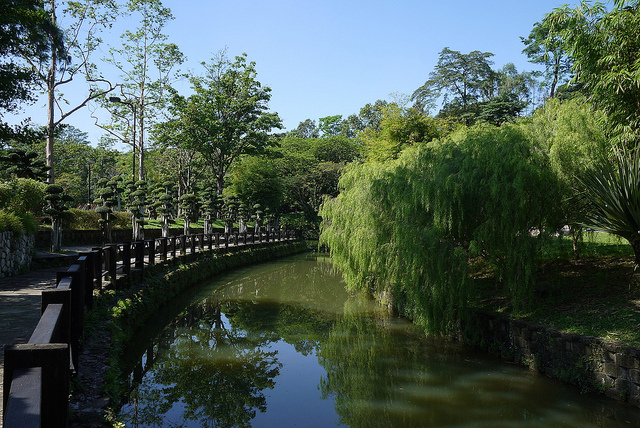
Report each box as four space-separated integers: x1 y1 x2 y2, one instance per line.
463 311 640 406
0 231 35 278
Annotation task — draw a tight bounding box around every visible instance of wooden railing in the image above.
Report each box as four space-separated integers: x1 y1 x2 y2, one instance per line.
2 229 300 428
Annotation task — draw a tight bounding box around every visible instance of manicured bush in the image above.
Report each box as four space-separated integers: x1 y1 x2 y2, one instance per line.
63 208 132 230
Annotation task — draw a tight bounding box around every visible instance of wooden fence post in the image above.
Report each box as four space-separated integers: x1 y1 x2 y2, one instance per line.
147 239 155 266
56 267 83 371
3 344 70 428
122 242 131 276
41 288 71 345
76 254 94 309
180 235 187 257
160 237 168 262
106 244 117 288
170 236 177 261
198 233 204 252
89 249 102 291
134 241 144 273
189 235 197 259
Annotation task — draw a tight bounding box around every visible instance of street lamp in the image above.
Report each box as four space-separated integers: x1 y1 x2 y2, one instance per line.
86 160 93 203
109 96 137 181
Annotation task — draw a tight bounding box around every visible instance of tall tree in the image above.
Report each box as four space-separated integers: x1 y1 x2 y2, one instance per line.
547 0 640 145
357 103 441 162
0 0 59 114
411 47 494 123
163 52 282 195
0 0 62 148
521 20 573 99
99 0 184 181
290 119 319 138
30 0 120 183
318 115 343 137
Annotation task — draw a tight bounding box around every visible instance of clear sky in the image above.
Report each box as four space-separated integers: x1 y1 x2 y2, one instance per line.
8 0 581 147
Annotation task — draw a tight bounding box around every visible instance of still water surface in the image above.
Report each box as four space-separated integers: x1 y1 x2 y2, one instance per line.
119 254 640 427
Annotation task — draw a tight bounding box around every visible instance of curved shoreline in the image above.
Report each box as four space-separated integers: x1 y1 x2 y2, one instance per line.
70 240 309 426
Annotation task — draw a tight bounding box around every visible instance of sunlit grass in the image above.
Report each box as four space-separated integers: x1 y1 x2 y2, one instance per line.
473 232 640 348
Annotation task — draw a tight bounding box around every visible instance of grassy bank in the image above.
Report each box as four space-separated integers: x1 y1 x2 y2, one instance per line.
473 233 640 348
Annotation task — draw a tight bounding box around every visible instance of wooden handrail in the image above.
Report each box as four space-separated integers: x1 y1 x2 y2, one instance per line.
3 228 300 427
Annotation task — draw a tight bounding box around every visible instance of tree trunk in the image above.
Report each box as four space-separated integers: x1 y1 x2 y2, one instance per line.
570 227 581 260
632 240 640 271
51 218 61 252
184 218 190 236
46 0 57 184
162 216 169 238
217 174 224 196
138 104 144 181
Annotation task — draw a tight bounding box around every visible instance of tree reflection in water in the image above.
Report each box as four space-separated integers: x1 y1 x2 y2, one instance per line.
119 255 640 427
121 299 282 428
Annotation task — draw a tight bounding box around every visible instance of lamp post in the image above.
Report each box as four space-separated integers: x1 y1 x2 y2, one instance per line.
86 160 93 203
109 96 137 181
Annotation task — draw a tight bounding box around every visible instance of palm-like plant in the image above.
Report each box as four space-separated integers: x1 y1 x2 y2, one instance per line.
578 148 640 268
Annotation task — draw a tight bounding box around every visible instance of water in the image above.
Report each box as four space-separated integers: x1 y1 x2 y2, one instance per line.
119 254 640 427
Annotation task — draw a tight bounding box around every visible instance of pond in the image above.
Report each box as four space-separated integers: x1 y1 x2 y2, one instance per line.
119 253 640 427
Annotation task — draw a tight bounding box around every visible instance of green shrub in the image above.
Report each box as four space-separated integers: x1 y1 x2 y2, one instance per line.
63 208 98 229
63 208 132 230
0 210 24 234
0 209 37 234
111 211 132 229
0 178 46 214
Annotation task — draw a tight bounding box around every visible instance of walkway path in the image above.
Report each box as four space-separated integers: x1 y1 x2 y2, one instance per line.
0 246 93 426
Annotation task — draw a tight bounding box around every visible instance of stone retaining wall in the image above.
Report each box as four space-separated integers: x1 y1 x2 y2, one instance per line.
0 231 35 278
463 311 640 406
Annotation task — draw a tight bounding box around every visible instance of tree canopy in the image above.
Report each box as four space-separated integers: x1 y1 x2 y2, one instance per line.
158 52 282 195
547 0 640 145
321 124 563 333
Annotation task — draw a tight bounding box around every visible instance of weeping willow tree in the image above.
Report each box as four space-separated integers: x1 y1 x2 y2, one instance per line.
320 124 563 334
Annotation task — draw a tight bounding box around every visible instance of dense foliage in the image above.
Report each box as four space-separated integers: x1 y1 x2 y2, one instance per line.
321 124 563 333
547 0 640 145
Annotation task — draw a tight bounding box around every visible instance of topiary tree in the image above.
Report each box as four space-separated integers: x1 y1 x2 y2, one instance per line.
126 180 147 241
179 193 198 235
93 178 116 244
263 206 276 233
198 185 218 235
157 181 175 238
0 148 49 181
222 195 238 235
44 184 73 252
237 203 249 234
252 203 263 235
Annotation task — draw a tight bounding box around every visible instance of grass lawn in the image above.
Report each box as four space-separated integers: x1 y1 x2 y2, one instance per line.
473 233 640 348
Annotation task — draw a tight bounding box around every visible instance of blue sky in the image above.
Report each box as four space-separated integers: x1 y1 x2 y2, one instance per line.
9 0 579 146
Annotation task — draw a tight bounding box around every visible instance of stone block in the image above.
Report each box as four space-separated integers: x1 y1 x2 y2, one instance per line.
595 373 615 389
616 378 633 397
603 362 619 377
630 369 640 384
615 353 637 369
